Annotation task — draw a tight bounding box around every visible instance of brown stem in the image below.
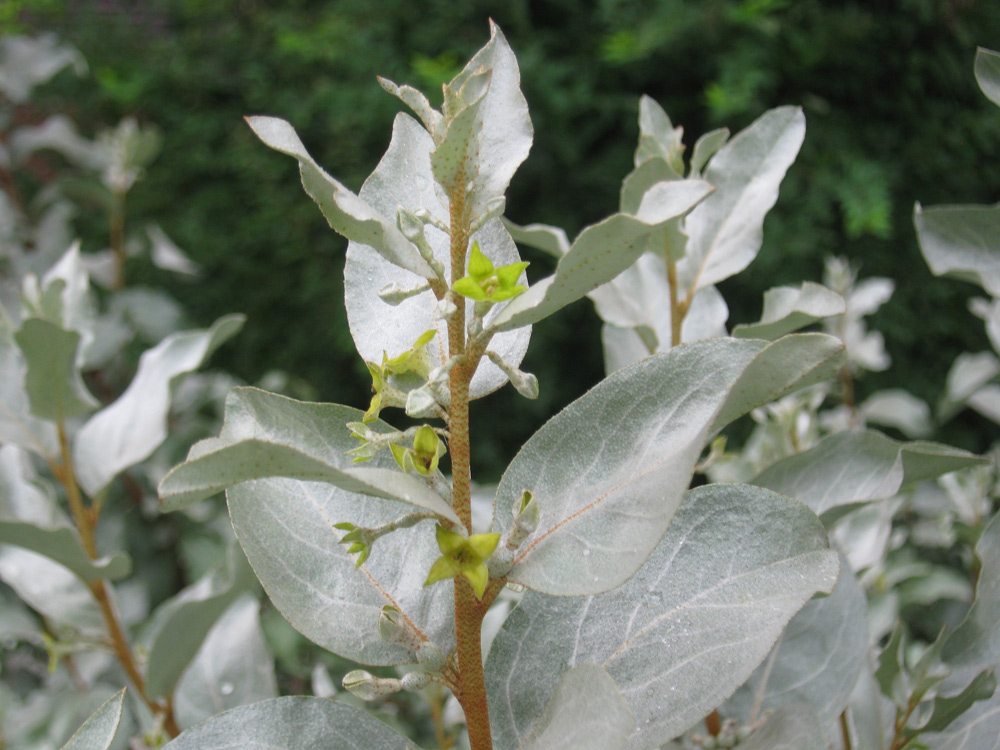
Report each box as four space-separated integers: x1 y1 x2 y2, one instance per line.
666 253 685 349
445 181 494 750
839 710 853 750
55 422 179 737
428 682 455 750
455 581 493 750
889 691 921 750
704 709 722 737
839 363 857 426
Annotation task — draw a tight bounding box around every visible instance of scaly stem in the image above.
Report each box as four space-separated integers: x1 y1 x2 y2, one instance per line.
446 184 494 750
54 422 180 737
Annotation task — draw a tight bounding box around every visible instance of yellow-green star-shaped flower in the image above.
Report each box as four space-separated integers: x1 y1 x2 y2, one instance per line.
452 242 528 303
424 524 500 599
390 425 447 476
362 330 437 423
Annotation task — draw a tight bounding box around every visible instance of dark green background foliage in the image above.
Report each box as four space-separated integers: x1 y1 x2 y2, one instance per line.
13 0 1000 478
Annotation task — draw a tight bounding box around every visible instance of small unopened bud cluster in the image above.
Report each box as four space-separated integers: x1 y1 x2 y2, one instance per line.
488 491 539 578
341 668 435 700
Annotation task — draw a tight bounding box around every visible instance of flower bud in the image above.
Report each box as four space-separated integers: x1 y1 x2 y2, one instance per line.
416 641 447 671
378 605 423 652
378 280 430 306
401 671 431 691
512 491 539 536
342 669 402 701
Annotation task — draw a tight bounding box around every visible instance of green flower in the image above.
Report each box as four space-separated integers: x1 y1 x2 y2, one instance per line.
362 330 437 423
452 242 528 303
424 524 500 599
334 522 373 568
390 425 447 476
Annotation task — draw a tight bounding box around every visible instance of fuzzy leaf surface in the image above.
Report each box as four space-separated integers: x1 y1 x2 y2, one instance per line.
343 114 529 398
163 697 413 749
174 594 278 729
679 106 805 293
724 550 869 730
142 544 258 701
494 335 843 595
752 430 987 519
915 201 1000 296
59 689 125 750
738 703 826 750
443 21 533 217
0 308 58 456
519 665 633 750
158 388 459 525
245 115 434 278
222 397 455 665
0 520 129 582
943 512 1000 670
14 318 97 421
489 180 714 333
74 314 243 497
733 282 845 340
486 484 838 750
919 689 1000 750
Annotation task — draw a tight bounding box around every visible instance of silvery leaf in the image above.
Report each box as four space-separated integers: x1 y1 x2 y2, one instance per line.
724 550 869 731
738 703 826 750
0 546 103 637
219 393 456 665
486 484 837 750
14 318 98 421
163 697 415 749
494 335 843 596
245 115 434 278
343 113 529 399
975 47 1000 108
915 201 1000 296
679 107 806 293
59 689 125 750
733 282 845 340
142 543 258 702
860 389 933 438
9 114 102 169
0 34 86 104
590 249 729 360
74 314 244 498
441 21 533 220
943 511 1000 672
752 430 988 519
519 665 633 750
489 179 715 333
918 688 1000 750
173 595 278 729
503 219 570 259
158 387 459 525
